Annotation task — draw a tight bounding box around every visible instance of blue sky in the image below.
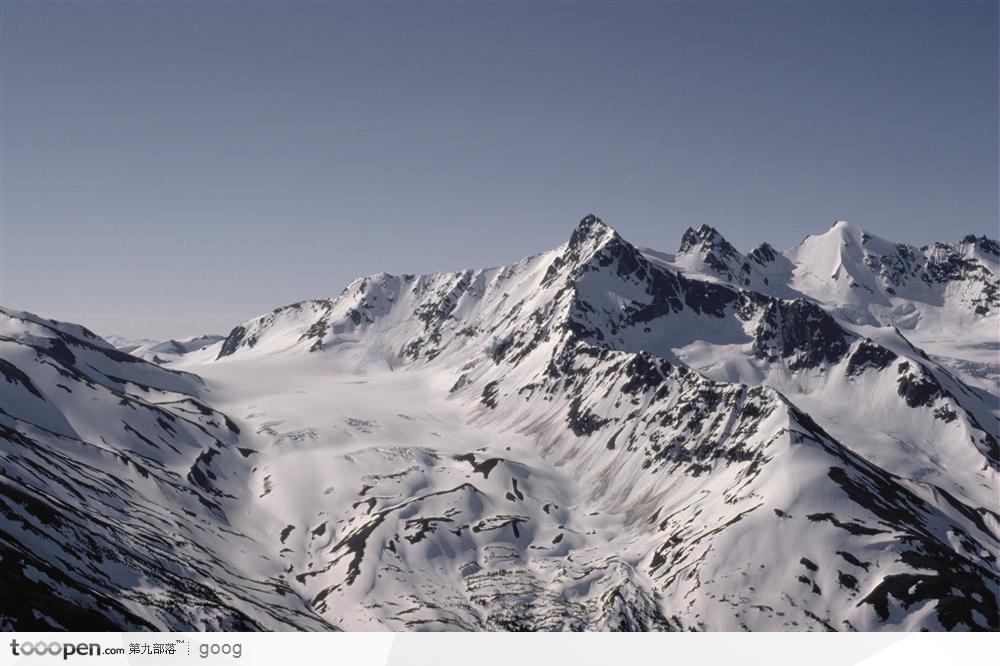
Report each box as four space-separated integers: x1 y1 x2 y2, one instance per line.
2 1 997 339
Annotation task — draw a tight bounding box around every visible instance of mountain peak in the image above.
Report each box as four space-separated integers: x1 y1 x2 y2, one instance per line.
678 224 738 257
538 214 645 291
749 242 778 264
569 214 615 245
824 220 872 245
959 234 1000 258
794 219 877 253
675 225 744 280
678 224 720 251
564 214 624 259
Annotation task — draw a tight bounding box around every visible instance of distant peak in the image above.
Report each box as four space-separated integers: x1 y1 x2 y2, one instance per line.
793 220 866 249
960 234 1000 257
681 223 722 241
678 224 736 256
826 220 857 234
749 242 778 264
826 220 867 241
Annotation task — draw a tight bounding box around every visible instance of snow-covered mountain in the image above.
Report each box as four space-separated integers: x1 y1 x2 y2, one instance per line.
2 216 997 631
104 334 160 354
127 334 226 364
646 220 998 325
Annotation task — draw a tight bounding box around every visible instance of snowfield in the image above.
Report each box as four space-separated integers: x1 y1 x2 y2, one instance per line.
2 216 997 630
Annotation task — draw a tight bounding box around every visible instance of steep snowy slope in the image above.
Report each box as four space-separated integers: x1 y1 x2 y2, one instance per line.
573 261 999 510
642 222 1000 465
2 216 997 631
0 309 332 630
785 221 998 333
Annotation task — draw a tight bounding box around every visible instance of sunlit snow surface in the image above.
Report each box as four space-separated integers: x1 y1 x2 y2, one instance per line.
2 217 997 631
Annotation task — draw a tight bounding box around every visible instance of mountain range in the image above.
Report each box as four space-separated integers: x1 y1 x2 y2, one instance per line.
2 216 997 631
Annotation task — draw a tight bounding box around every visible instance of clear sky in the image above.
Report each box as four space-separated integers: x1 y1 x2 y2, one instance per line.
2 1 997 340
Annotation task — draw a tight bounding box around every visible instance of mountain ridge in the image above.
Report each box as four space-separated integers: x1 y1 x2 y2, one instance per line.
1 215 997 631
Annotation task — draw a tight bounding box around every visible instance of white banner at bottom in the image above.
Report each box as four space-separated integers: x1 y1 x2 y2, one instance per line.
2 632 997 666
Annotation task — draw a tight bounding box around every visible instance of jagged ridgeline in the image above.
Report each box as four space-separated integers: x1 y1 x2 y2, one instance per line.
2 215 997 630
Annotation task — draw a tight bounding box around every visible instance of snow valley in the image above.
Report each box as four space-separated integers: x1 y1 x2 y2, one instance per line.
1 216 997 631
